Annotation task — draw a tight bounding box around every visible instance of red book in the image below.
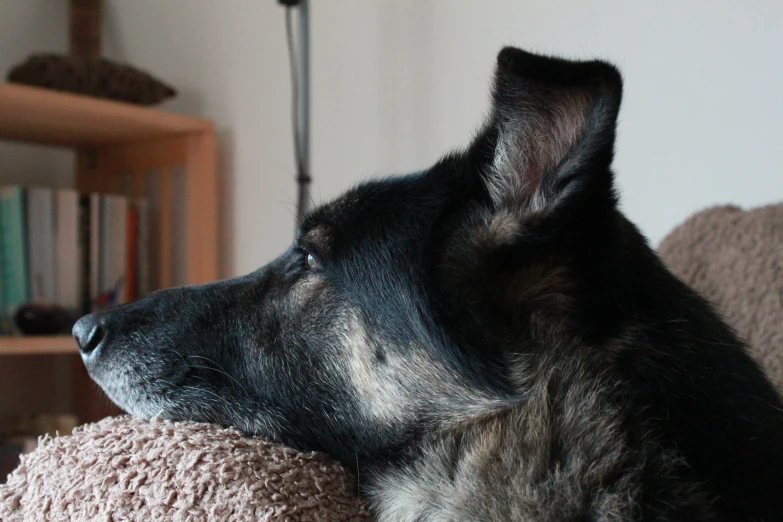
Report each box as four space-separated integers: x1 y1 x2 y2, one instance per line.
125 205 138 302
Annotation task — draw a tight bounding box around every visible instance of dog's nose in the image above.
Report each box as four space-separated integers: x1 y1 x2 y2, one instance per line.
72 313 106 359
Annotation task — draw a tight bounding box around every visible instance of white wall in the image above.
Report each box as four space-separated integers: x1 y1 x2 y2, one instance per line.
0 1 73 188
2 1 782 277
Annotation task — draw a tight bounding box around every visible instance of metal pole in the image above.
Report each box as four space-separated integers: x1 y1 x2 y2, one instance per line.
295 0 311 228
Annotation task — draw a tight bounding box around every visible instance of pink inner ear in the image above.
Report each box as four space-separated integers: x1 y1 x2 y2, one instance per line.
528 91 591 175
493 90 592 206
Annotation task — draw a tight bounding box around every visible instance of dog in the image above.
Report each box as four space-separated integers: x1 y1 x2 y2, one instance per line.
74 48 783 521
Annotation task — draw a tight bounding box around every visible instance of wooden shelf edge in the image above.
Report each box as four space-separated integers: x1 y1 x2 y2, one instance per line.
0 82 213 147
0 335 78 355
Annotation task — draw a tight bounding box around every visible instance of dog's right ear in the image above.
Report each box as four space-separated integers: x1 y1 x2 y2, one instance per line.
472 48 623 215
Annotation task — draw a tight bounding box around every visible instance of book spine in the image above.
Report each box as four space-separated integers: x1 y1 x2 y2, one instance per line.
136 198 150 298
126 204 138 302
98 195 129 308
0 186 29 315
78 194 91 316
27 187 56 303
90 193 101 311
112 196 129 305
99 195 112 308
55 189 82 313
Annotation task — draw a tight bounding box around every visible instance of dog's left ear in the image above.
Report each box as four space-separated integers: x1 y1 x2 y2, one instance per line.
475 47 622 214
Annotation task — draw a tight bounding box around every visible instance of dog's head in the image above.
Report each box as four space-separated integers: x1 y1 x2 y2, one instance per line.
75 48 627 465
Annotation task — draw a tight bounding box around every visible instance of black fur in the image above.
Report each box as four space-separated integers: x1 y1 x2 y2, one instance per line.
75 47 783 521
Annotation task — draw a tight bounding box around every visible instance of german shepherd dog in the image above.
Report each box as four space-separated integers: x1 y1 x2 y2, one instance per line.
74 48 783 521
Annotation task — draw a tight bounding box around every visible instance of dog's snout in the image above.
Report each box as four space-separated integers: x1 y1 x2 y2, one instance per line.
73 313 107 360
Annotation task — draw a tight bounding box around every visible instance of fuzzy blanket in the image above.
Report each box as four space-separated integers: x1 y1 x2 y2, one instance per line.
659 203 783 391
0 416 369 521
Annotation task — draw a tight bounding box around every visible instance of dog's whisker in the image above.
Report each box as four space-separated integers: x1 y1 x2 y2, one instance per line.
181 385 236 414
185 356 250 396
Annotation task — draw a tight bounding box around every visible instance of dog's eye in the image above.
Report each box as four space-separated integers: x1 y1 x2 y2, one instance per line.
305 252 319 270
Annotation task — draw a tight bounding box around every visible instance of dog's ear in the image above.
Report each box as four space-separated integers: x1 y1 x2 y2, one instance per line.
475 47 622 214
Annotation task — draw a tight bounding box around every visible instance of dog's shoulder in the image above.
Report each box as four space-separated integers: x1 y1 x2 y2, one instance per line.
368 355 716 521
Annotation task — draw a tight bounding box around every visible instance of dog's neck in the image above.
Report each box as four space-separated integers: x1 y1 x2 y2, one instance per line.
362 367 712 522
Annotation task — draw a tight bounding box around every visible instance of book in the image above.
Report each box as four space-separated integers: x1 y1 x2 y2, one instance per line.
111 196 129 305
0 188 150 318
0 188 149 321
55 189 82 313
99 195 128 308
126 204 138 302
89 193 101 311
135 199 151 298
0 186 29 317
78 195 91 315
26 187 56 303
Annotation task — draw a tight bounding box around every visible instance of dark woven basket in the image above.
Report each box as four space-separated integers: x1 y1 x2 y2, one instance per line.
7 54 176 106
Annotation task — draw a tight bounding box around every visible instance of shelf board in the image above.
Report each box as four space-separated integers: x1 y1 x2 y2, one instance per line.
0 335 78 355
0 82 212 147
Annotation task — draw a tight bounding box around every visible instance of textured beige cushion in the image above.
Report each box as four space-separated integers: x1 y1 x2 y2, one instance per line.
0 416 369 521
659 203 783 391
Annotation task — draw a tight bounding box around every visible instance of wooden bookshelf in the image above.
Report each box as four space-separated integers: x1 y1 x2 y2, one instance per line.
0 82 219 421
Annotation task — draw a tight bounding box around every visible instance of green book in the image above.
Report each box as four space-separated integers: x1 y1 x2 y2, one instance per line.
0 186 29 318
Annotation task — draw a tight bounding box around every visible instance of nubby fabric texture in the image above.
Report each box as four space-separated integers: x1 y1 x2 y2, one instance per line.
0 415 369 521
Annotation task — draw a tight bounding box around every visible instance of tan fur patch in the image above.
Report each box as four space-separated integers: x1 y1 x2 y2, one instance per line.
335 312 517 428
487 209 521 243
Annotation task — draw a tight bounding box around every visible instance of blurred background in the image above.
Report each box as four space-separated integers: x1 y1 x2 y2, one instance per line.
2 1 781 275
